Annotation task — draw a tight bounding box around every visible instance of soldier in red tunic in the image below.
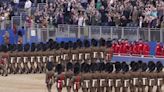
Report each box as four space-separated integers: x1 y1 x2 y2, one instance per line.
71 64 81 92
155 42 162 56
143 41 150 56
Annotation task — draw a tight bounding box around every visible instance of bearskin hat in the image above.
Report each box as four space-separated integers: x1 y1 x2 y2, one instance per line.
17 44 23 51
24 43 30 52
91 38 98 47
106 40 112 48
56 63 63 74
64 42 69 50
99 38 106 47
66 62 73 71
105 62 113 73
31 43 36 52
115 61 122 72
60 41 65 48
68 41 73 49
141 62 148 72
73 42 77 50
84 39 90 48
130 61 139 72
148 61 156 72
156 61 163 72
74 66 80 75
76 39 83 48
122 62 129 72
0 44 8 52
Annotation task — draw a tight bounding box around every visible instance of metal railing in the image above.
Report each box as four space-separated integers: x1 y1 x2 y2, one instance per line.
57 24 164 42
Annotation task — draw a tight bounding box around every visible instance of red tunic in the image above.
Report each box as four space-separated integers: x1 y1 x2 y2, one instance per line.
114 44 120 53
57 74 65 89
138 43 144 54
143 44 150 55
155 44 162 56
132 44 139 55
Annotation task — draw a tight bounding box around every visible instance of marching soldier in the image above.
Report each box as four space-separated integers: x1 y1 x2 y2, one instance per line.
91 39 99 60
121 62 130 92
23 43 31 74
55 60 65 92
98 38 106 60
114 62 123 92
140 62 149 92
71 63 81 92
147 61 156 92
155 61 163 92
16 44 24 74
106 40 113 61
65 55 73 92
90 53 99 92
45 55 55 92
0 45 9 76
81 55 91 92
8 44 17 74
105 62 114 92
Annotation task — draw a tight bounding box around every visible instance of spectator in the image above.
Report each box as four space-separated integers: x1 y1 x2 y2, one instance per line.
24 0 32 16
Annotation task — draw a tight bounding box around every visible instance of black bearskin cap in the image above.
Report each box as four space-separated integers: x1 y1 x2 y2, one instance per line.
68 41 73 48
24 43 30 52
8 44 14 51
148 61 156 72
0 44 8 52
31 43 36 52
122 62 129 72
106 40 112 48
73 42 77 49
91 39 98 47
130 61 139 72
105 62 113 73
99 38 106 47
64 42 69 50
141 62 148 72
17 44 23 51
77 39 83 48
66 62 73 71
115 62 122 72
74 66 80 75
83 39 90 48
55 43 60 50
36 42 43 51
156 61 163 72
56 64 63 74
60 41 65 48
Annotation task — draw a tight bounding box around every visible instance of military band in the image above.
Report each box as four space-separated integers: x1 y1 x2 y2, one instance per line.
0 38 164 92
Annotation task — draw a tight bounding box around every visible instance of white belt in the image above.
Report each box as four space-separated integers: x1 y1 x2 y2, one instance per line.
108 79 113 87
31 56 35 62
142 78 147 85
84 80 90 88
93 52 97 58
43 56 47 62
100 79 105 86
37 56 41 62
66 78 70 86
124 79 129 87
133 78 138 85
24 57 28 63
158 78 163 86
149 79 155 86
72 54 76 60
63 54 67 60
116 79 121 87
100 52 104 58
79 53 82 60
49 56 53 61
92 79 97 87
56 56 60 62
11 57 14 63
85 53 90 59
17 57 21 63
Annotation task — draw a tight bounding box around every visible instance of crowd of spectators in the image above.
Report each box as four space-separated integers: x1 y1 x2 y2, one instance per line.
0 0 164 29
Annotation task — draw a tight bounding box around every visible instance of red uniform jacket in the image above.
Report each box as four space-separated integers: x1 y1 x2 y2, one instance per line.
114 44 120 53
143 43 150 55
122 43 130 54
138 43 144 54
155 44 162 56
132 44 139 55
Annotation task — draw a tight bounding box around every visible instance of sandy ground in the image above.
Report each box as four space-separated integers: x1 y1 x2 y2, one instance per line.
0 74 163 92
0 74 81 92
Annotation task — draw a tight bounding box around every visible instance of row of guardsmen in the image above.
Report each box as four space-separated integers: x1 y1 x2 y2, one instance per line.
46 53 164 92
0 38 112 75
